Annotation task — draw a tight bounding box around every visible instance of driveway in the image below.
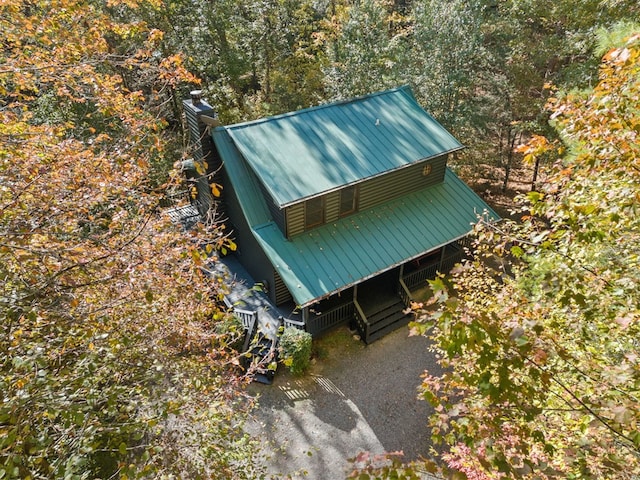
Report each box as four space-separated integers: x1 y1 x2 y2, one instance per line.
245 325 443 479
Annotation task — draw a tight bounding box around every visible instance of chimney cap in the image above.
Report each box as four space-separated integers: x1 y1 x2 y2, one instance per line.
190 90 203 104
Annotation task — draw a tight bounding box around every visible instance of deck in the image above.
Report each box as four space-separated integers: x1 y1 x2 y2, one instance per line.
208 255 302 341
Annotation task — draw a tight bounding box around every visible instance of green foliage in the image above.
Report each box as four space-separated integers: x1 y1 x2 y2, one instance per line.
279 327 313 375
415 31 640 478
409 0 487 131
323 0 407 100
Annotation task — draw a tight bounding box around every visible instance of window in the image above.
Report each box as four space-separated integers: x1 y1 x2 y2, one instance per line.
339 185 358 217
305 196 324 229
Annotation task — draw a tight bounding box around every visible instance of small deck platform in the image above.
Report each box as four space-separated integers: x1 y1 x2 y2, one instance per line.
208 254 302 341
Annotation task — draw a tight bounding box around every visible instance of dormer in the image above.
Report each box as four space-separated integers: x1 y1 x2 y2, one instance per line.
214 85 463 239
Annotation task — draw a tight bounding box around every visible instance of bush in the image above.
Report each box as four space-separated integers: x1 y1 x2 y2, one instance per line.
278 327 313 375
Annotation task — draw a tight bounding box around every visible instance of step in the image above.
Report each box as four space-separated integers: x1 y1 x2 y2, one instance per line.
367 309 408 333
366 300 405 326
365 314 412 344
242 332 278 384
362 296 402 317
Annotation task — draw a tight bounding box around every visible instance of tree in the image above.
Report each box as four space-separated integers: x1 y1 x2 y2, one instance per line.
323 0 409 100
414 31 640 478
0 0 259 477
409 0 486 133
471 0 640 191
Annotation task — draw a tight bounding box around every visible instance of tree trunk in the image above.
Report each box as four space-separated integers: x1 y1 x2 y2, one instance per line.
531 155 541 191
502 128 517 193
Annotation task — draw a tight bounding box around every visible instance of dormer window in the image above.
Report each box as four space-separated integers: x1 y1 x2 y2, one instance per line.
305 196 324 230
339 185 358 217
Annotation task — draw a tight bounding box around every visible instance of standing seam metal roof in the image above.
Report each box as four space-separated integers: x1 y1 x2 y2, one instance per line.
250 170 496 307
221 85 464 207
212 87 498 307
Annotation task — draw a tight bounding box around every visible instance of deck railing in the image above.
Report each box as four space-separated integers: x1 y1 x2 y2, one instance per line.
402 244 466 290
234 308 258 352
234 308 258 332
403 261 439 290
307 302 354 336
283 317 305 330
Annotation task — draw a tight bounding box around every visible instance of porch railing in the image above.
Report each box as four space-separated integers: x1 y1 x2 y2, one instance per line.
397 278 413 309
283 317 305 330
402 261 439 290
234 308 258 352
402 245 466 290
234 308 258 332
440 249 463 273
307 302 354 336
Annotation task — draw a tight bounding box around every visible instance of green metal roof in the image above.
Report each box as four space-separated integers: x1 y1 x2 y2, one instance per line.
212 87 498 307
251 169 496 307
213 128 497 306
218 85 464 207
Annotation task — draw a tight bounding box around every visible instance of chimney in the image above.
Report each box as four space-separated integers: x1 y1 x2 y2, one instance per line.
183 90 221 172
182 91 222 218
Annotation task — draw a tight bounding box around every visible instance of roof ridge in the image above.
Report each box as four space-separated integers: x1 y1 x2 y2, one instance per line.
218 85 413 131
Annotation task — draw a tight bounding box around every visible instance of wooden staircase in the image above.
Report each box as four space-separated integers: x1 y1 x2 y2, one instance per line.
355 294 412 344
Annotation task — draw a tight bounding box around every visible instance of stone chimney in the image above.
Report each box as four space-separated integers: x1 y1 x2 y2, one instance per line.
182 91 222 218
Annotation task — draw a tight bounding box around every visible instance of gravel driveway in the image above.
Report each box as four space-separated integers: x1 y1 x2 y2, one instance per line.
245 325 443 479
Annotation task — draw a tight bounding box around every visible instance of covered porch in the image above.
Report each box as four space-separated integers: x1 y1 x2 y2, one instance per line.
302 237 470 343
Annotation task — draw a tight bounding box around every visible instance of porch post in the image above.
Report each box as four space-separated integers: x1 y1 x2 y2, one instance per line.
439 246 446 271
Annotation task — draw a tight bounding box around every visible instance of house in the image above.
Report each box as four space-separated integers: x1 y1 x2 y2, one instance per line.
183 86 497 343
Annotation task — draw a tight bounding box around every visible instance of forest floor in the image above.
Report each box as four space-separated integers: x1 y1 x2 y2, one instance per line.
460 160 543 219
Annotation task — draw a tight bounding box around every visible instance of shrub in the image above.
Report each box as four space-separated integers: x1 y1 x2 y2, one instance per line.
278 327 313 375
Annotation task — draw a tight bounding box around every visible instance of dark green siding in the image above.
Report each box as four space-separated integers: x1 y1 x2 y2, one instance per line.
261 184 285 231
274 270 293 306
359 156 446 210
284 155 447 238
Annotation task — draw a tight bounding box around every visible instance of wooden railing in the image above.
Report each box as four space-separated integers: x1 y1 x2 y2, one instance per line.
307 302 354 336
234 308 258 352
402 245 466 290
397 278 413 309
234 308 258 332
353 299 370 342
283 317 305 330
402 261 439 290
440 252 461 273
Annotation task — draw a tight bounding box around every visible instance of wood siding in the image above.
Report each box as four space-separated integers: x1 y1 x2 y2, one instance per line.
274 270 293 306
285 203 305 237
262 183 286 232
359 155 446 210
284 155 447 238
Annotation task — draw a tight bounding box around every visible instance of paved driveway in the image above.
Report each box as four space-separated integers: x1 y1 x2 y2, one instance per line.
245 325 443 479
